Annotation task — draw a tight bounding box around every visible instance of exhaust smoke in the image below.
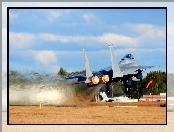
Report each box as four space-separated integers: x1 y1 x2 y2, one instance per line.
9 84 74 106
7 71 79 107
3 70 105 110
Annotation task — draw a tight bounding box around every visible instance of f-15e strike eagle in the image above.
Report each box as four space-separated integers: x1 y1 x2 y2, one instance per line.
66 44 159 96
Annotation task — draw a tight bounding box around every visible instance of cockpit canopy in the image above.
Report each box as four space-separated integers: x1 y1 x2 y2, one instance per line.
121 54 134 60
119 54 139 66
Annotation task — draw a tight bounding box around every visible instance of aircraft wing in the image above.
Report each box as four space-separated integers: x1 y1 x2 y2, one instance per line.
121 66 159 74
65 74 86 82
65 70 106 83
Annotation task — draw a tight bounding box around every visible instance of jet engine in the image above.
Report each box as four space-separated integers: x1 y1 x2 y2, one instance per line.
102 74 110 83
86 75 100 87
86 74 110 87
91 75 100 84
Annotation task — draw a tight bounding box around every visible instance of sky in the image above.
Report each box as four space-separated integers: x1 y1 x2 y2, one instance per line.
2 3 173 74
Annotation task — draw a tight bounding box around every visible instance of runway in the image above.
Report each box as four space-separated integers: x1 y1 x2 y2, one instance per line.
2 112 174 132
8 101 166 124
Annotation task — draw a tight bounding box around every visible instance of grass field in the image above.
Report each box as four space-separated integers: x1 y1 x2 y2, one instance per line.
9 102 166 124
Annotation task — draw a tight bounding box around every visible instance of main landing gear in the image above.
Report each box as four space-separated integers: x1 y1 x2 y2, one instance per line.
106 82 111 95
123 85 132 98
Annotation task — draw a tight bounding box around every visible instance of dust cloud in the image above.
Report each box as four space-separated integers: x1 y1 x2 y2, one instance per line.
2 71 104 111
9 84 75 106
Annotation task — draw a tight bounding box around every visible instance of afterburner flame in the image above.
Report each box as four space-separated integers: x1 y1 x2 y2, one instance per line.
102 75 109 83
91 75 100 84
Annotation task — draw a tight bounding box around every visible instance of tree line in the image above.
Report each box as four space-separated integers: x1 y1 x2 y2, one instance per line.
58 67 168 97
58 67 86 77
9 68 173 97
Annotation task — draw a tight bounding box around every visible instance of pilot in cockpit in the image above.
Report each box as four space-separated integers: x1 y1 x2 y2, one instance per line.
124 54 134 59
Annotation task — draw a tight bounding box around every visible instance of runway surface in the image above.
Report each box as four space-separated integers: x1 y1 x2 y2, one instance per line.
2 112 174 132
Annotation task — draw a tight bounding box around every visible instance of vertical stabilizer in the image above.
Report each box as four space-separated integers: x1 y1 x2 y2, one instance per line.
83 49 93 83
109 44 123 78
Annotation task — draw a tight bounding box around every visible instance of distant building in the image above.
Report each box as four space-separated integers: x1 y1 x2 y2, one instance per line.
143 93 166 99
160 93 166 96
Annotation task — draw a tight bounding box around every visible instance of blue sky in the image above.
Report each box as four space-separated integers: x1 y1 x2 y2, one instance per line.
2 3 172 74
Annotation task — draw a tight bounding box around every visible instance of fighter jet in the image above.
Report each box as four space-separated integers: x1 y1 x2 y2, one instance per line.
66 44 159 96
